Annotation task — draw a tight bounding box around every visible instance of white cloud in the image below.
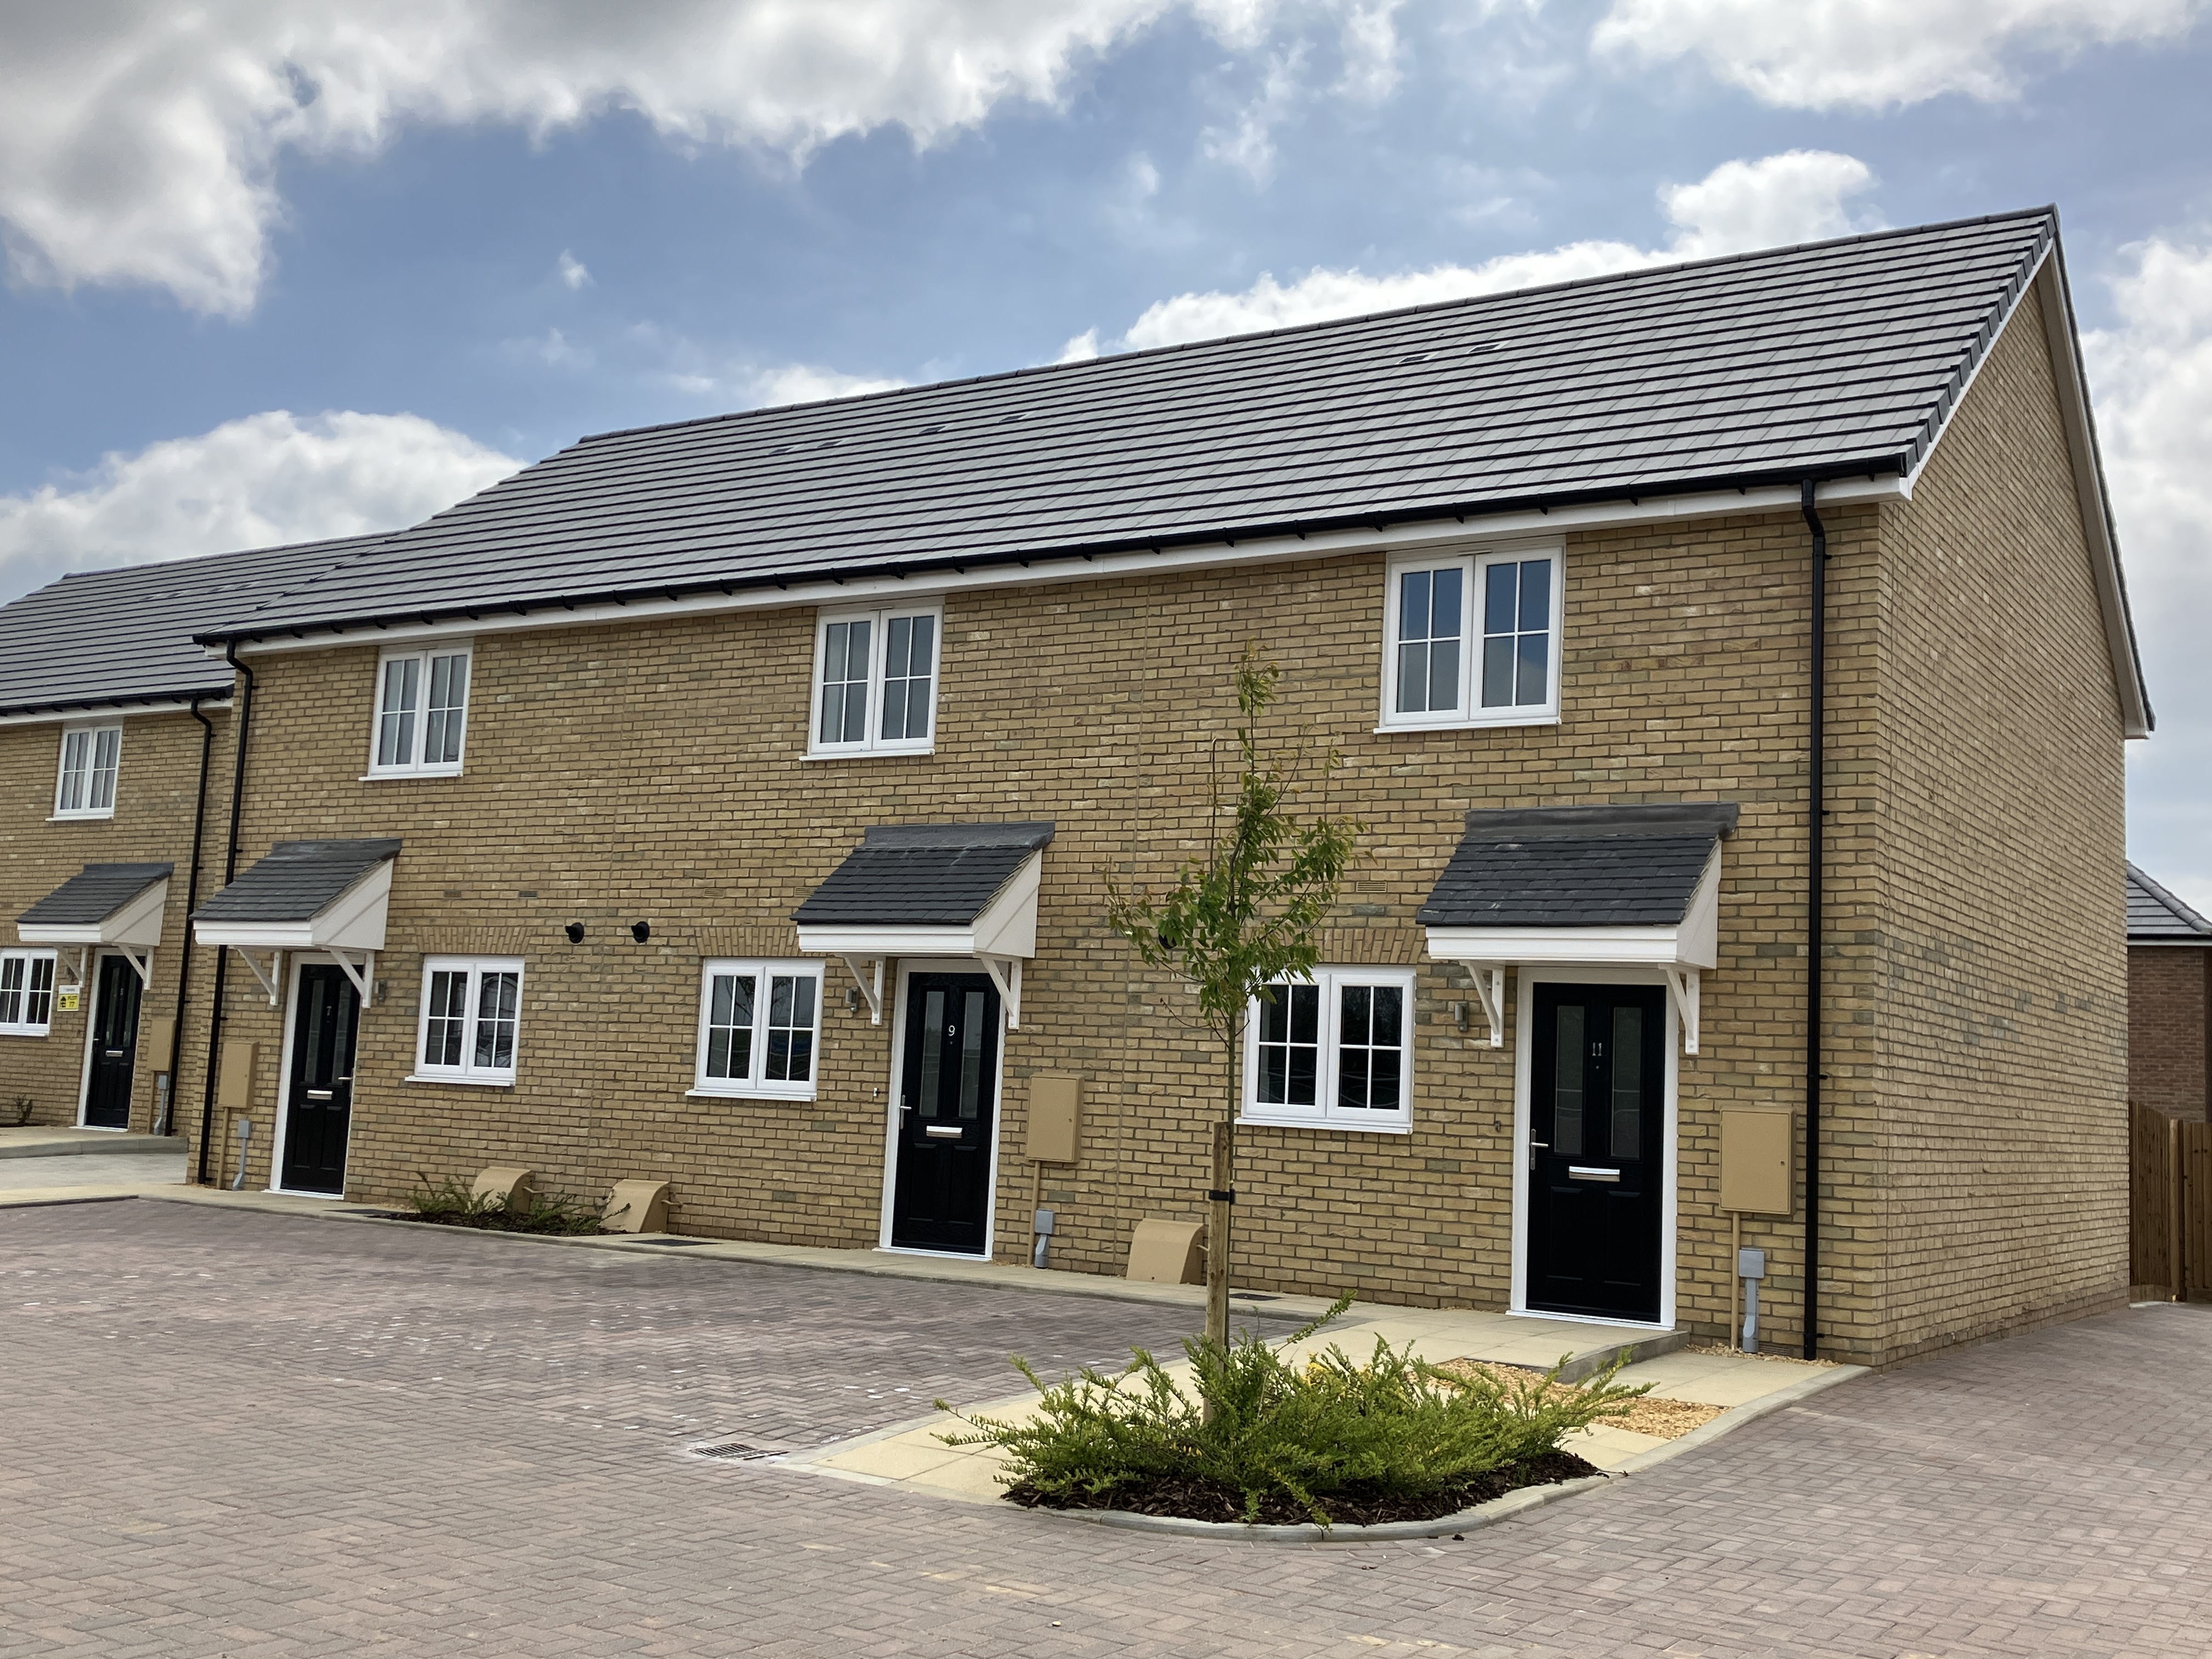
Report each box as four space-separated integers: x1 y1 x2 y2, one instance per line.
1335 1 1406 100
738 364 909 408
1201 46 1308 184
1056 329 1103 364
2084 236 2212 910
0 0 1277 317
1116 149 1876 349
556 250 591 290
0 410 518 605
1592 0 2208 110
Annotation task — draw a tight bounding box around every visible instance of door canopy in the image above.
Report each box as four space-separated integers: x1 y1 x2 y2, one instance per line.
1418 804 1738 1053
793 821 1053 1028
16 862 173 990
191 838 402 1005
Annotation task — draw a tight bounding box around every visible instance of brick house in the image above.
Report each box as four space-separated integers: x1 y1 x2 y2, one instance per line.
0 541 354 1138
2127 865 2211 1122
12 208 2145 1367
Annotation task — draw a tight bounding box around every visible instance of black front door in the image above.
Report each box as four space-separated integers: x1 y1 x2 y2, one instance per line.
890 972 1001 1254
82 955 143 1130
281 963 359 1195
1527 983 1667 1322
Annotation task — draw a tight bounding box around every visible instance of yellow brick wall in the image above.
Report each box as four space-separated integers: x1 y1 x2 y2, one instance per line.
0 706 236 1134
1865 281 2132 1364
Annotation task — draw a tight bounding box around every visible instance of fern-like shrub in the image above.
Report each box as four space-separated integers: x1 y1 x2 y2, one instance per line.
937 1300 1646 1526
403 1173 606 1235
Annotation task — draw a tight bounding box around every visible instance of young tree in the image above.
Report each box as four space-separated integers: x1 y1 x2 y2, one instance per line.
1107 646 1362 1350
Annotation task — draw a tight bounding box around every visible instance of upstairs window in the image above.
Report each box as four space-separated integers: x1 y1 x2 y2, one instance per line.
54 724 122 819
810 606 940 756
692 960 823 1099
413 956 522 1084
1242 966 1414 1133
1380 548 1561 729
370 645 472 776
0 950 57 1036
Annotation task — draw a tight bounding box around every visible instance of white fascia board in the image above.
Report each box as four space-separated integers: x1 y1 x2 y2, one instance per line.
1425 925 1694 967
0 698 231 727
229 477 1910 658
193 859 393 952
797 923 984 957
18 879 171 949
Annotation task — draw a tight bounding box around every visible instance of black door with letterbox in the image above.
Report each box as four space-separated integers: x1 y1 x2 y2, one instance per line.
82 954 143 1130
281 963 359 1195
890 972 1001 1254
1526 982 1667 1322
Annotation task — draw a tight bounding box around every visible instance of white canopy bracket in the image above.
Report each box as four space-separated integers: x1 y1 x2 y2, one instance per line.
1468 966 1505 1048
981 956 1024 1030
1662 967 1701 1056
326 949 376 1003
840 956 884 1025
121 948 154 990
59 946 89 996
238 949 286 1007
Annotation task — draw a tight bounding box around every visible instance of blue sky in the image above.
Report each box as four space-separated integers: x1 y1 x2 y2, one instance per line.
1 1 2208 899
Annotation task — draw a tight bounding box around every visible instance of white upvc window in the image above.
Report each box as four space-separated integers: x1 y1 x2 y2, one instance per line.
369 645 472 776
54 723 122 818
1379 546 1562 730
0 950 58 1036
413 956 523 1084
808 604 940 757
691 959 823 1099
1241 966 1415 1133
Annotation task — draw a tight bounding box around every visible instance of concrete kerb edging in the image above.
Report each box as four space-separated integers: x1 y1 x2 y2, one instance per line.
1603 1359 1869 1472
0 1135 188 1161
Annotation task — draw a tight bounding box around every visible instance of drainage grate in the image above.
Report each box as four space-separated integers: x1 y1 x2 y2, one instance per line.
691 1441 783 1461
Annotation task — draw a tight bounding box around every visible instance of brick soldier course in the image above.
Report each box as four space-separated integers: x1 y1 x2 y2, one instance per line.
5 1200 2210 1659
4 210 2151 1369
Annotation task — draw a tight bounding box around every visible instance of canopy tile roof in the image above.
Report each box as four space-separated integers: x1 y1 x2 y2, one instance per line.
1420 805 1740 929
194 840 403 927
17 864 172 928
794 823 1055 928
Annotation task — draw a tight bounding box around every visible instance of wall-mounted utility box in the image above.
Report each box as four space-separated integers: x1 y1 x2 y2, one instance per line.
142 1017 177 1074
1719 1106 1795 1215
216 1042 259 1111
1026 1074 1082 1165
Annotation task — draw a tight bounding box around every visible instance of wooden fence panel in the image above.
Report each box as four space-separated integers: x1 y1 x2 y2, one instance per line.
2184 1121 2212 1301
2132 1104 2212 1299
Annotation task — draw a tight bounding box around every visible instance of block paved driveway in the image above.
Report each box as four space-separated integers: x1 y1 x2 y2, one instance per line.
4 1200 2208 1659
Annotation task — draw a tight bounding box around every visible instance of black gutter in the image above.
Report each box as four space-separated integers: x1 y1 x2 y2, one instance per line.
195 644 257 1186
163 696 216 1136
1800 478 1827 1362
193 459 1911 650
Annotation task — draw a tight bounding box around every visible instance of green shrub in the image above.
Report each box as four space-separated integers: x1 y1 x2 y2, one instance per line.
936 1299 1646 1526
404 1173 605 1235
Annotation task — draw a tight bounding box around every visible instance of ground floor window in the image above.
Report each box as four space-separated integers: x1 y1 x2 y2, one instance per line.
1240 965 1414 1132
692 959 822 1099
0 949 57 1036
414 956 523 1084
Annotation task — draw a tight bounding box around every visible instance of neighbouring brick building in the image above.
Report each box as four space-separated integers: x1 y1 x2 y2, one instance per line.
5 209 2152 1368
2128 864 2211 1122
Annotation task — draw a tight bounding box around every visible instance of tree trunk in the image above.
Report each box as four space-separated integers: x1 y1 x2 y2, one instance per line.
1206 1114 1235 1350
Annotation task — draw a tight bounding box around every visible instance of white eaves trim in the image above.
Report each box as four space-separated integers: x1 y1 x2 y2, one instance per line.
17 879 169 949
0 698 232 728
224 477 1910 658
193 858 394 953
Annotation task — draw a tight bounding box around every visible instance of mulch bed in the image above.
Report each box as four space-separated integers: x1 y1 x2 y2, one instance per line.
391 1212 608 1237
1003 1449 1600 1527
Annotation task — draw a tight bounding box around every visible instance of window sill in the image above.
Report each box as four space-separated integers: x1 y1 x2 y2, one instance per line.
1238 1112 1411 1136
400 1073 514 1088
48 812 116 823
802 746 935 762
1374 712 1559 735
0 1028 52 1039
361 768 465 782
685 1087 818 1103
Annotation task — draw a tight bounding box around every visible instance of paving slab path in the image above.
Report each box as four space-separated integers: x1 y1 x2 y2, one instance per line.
3 1199 2208 1659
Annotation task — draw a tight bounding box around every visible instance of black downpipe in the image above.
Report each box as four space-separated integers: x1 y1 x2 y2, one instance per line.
1799 478 1827 1362
195 644 257 1186
162 696 216 1136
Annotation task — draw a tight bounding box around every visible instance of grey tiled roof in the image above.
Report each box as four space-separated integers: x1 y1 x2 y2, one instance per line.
794 823 1055 928
204 211 2058 642
2127 864 2212 941
1419 805 1740 929
0 534 385 716
193 840 402 927
17 863 173 927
